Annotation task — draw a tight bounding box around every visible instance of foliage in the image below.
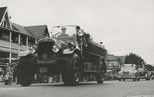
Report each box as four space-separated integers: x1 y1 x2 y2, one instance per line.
125 53 146 67
145 64 153 71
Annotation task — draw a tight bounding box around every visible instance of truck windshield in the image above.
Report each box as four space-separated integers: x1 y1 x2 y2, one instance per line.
51 26 76 38
51 26 77 42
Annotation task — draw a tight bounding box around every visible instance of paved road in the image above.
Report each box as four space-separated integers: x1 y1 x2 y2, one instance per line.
0 80 154 97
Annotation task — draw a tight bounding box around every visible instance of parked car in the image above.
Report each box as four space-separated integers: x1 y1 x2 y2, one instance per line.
117 64 140 81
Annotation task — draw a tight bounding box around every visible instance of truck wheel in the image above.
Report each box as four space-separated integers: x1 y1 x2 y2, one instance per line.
145 77 150 80
18 73 34 86
136 76 140 81
137 78 140 81
118 78 121 81
95 73 104 84
62 53 81 85
133 78 136 81
123 79 125 81
17 60 34 86
145 73 150 80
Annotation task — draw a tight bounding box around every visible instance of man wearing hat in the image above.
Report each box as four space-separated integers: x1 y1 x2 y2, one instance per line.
60 27 69 36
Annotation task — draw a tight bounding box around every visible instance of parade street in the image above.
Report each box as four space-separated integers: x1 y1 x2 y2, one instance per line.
0 80 154 97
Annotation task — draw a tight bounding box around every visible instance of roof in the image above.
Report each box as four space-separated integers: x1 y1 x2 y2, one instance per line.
12 22 34 37
0 7 7 23
0 7 48 39
106 55 118 61
26 25 48 39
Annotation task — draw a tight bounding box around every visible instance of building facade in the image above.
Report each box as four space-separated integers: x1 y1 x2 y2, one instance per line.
106 54 125 72
105 54 125 80
0 7 49 73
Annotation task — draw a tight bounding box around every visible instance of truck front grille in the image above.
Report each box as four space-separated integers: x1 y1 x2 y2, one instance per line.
38 42 56 61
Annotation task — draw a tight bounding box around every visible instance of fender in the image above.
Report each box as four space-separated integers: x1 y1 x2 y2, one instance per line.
63 47 80 55
18 50 35 57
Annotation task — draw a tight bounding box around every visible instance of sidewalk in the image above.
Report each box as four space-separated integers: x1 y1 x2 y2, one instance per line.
0 81 5 86
0 82 17 88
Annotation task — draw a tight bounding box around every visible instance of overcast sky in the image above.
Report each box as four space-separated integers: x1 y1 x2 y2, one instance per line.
1 0 154 65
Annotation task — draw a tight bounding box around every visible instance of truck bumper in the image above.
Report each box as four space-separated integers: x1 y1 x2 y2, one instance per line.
118 75 136 79
32 58 68 74
33 57 68 65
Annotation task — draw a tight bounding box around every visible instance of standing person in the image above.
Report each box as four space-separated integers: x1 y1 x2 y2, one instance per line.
3 72 10 85
5 63 13 85
11 62 17 84
76 26 80 33
75 26 85 40
75 26 81 42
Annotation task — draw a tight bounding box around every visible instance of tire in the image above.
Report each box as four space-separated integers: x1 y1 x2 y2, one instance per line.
17 59 34 86
62 53 81 85
95 73 104 84
123 79 125 81
145 73 150 80
137 78 140 81
136 73 140 81
133 78 136 81
136 76 140 81
95 58 106 84
145 77 150 80
118 78 121 81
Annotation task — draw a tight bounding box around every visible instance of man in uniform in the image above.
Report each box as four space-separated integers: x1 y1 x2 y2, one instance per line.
61 27 69 36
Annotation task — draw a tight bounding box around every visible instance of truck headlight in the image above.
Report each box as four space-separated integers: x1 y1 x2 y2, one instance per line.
52 45 60 53
77 29 85 36
29 46 36 53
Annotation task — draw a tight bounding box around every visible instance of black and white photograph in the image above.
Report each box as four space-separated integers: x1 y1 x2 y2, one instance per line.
0 0 154 97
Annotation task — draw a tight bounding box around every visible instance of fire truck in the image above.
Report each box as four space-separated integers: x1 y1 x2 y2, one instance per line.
17 25 107 86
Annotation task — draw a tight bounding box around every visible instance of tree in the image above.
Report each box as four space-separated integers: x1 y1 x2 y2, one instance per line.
145 64 153 71
125 53 146 67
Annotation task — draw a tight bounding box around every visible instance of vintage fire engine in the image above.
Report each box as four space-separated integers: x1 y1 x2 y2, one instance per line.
17 25 107 86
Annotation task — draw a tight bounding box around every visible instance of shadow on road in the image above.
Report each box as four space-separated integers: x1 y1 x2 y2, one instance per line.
29 82 109 87
118 79 150 82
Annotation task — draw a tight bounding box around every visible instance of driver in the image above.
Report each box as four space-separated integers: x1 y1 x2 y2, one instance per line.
60 27 69 36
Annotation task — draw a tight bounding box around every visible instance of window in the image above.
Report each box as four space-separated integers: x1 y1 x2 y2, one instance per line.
28 37 35 46
1 18 7 28
0 31 9 41
12 33 18 43
4 20 7 27
20 35 26 45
